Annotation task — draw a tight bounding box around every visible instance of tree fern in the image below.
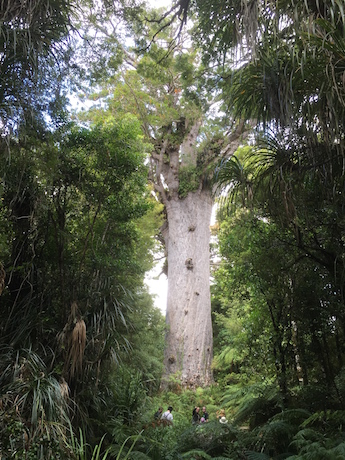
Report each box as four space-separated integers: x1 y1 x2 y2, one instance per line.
287 428 345 459
210 457 235 460
301 410 345 434
288 428 325 456
225 382 283 428
331 442 345 458
270 409 311 426
255 420 295 453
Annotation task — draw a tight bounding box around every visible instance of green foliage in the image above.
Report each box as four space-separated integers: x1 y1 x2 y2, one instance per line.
178 165 201 198
181 449 212 459
222 381 283 429
5 1 345 460
68 428 147 460
126 293 165 394
245 453 270 460
68 429 110 460
0 106 164 456
213 188 345 397
0 348 71 459
0 0 74 137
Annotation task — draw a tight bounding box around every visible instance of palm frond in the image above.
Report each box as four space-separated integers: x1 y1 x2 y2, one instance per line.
214 154 253 210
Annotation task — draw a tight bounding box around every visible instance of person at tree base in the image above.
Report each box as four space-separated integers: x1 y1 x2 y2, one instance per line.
216 408 226 420
161 406 173 424
154 407 163 420
201 406 209 422
192 406 200 424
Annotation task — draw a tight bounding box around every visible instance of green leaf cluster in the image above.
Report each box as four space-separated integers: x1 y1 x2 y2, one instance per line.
178 165 201 198
0 110 164 456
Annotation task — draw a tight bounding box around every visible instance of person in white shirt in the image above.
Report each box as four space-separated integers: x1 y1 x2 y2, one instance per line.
161 406 173 424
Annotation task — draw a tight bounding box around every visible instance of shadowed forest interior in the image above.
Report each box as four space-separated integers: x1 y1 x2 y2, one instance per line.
2 1 345 459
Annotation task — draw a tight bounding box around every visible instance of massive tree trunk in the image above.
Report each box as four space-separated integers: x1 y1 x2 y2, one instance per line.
151 118 216 388
151 116 247 389
162 190 214 388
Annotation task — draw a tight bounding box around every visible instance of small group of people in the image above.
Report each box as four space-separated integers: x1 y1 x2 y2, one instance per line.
192 406 209 424
153 405 228 425
154 405 173 424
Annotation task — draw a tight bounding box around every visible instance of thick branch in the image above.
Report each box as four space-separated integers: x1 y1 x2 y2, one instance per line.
180 119 202 166
220 119 253 159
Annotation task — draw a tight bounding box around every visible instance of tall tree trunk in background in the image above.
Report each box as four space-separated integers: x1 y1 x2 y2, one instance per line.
162 190 213 387
111 53 248 388
152 118 247 388
151 119 215 388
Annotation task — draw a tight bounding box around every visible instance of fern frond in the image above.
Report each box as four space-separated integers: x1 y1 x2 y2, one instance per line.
181 449 212 459
261 420 295 441
245 451 270 460
288 428 323 452
252 419 296 456
301 410 345 431
210 457 234 460
270 409 311 426
232 384 282 426
332 442 345 457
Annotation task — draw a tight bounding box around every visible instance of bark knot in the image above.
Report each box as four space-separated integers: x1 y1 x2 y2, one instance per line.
188 224 196 232
185 258 194 270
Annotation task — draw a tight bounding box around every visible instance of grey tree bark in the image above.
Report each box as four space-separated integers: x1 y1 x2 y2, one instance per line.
162 190 214 387
152 118 247 388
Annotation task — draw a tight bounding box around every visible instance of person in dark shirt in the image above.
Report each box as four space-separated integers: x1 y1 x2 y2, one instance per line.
154 406 163 420
192 406 200 424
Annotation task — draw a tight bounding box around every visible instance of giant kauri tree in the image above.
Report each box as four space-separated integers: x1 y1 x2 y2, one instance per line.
96 25 249 386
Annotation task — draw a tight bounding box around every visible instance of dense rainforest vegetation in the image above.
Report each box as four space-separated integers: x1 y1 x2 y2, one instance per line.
2 0 345 459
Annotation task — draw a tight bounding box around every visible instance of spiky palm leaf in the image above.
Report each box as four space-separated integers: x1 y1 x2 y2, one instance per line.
1 348 70 427
214 154 254 210
0 347 72 458
0 0 74 136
